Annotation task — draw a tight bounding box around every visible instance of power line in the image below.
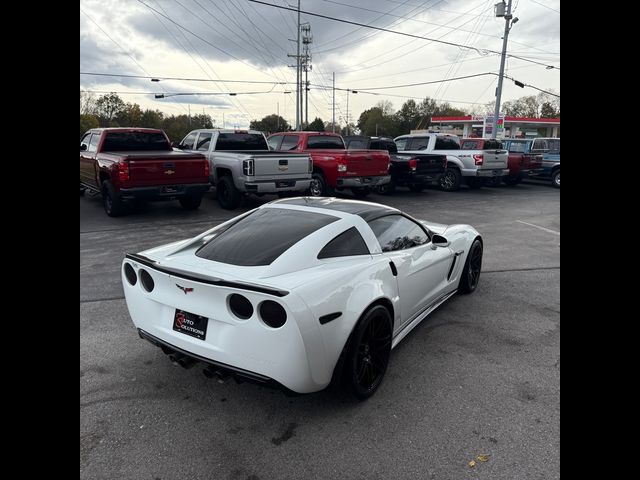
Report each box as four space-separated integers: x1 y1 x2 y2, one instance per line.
529 0 560 14
80 72 288 84
246 1 558 69
80 89 278 95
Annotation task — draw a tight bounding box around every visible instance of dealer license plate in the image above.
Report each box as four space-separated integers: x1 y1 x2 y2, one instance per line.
173 309 208 340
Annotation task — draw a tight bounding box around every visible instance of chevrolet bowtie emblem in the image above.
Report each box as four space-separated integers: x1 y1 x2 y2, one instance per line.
165 169 175 175
278 165 288 171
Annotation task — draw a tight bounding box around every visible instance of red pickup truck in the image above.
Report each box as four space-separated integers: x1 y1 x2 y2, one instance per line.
266 131 390 197
80 128 210 216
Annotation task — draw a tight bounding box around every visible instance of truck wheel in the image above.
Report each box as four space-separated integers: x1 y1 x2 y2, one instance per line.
309 172 329 196
217 176 242 209
101 180 125 217
376 181 395 195
351 187 370 198
179 196 202 210
552 170 560 188
409 184 424 193
438 168 461 191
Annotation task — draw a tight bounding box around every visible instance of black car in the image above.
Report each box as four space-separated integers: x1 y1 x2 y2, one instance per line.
344 136 447 194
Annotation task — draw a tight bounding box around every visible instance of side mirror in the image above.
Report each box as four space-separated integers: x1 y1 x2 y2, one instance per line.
80 144 87 151
171 141 183 149
431 234 450 249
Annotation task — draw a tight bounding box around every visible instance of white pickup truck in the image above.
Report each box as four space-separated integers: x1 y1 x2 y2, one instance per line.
394 133 509 191
175 129 312 209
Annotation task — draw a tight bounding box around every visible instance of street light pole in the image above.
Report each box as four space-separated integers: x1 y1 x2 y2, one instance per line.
492 0 515 139
332 72 335 133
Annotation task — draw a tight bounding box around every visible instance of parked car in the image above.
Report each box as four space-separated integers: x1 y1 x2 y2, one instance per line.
80 128 210 216
267 131 390 198
175 129 312 209
394 133 509 191
529 137 560 188
122 197 483 398
345 135 447 194
460 138 543 186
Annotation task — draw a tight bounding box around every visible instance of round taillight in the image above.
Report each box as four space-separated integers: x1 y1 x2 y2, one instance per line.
123 263 137 286
259 301 287 328
228 294 253 320
139 269 155 292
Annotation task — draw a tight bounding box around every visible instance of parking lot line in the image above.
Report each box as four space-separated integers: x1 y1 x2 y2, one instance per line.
516 220 560 236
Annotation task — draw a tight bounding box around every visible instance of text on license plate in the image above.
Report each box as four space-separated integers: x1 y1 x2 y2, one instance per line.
173 309 208 340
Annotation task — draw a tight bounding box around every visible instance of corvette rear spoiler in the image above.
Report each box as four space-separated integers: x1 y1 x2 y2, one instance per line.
124 253 289 297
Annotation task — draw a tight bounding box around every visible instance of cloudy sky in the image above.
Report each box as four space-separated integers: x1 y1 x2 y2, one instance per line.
80 0 560 129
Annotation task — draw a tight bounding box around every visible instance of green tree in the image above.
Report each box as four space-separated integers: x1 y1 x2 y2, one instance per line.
140 109 164 129
80 90 97 115
191 113 213 129
95 93 126 126
357 106 401 137
306 117 325 131
395 99 420 133
80 114 99 138
115 103 143 127
162 115 193 143
250 114 290 134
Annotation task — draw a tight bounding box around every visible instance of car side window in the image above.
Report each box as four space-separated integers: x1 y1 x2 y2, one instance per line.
80 133 91 151
317 227 370 259
434 137 460 150
348 139 367 149
395 137 409 151
280 135 299 150
196 132 212 151
88 133 100 152
181 132 197 150
267 136 282 150
409 137 430 150
367 215 429 252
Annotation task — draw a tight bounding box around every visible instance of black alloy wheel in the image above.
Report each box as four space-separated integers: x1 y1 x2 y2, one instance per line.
347 305 392 399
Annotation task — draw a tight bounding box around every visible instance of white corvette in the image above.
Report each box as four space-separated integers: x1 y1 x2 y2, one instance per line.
122 197 483 399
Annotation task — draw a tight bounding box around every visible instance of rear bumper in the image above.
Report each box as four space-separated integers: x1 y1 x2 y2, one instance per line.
243 178 312 193
138 328 294 393
336 175 391 187
392 171 441 185
119 183 210 200
475 168 510 178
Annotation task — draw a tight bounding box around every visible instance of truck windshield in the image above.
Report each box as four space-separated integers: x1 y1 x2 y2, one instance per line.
102 132 170 151
215 133 268 150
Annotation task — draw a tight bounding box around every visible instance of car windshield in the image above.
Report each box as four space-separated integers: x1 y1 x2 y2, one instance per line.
101 131 171 151
195 208 339 266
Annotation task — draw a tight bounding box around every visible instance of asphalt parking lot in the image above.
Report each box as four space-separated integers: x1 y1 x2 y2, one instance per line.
80 181 559 480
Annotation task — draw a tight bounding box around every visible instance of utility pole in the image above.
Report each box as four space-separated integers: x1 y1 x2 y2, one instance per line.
492 0 517 139
301 24 312 128
286 0 302 130
332 72 335 133
277 102 280 130
346 89 349 136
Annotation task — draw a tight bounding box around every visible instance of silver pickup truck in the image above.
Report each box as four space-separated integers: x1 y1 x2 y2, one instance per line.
394 133 509 191
175 129 312 209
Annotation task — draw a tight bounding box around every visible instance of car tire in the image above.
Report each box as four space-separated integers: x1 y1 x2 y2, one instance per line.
80 183 86 196
552 170 560 188
101 180 125 217
409 184 425 193
438 168 461 191
309 172 331 196
458 238 483 294
345 304 393 400
376 181 396 195
351 187 370 198
179 196 202 210
217 176 242 210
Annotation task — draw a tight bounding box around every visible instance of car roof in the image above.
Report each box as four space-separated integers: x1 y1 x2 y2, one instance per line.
269 197 399 222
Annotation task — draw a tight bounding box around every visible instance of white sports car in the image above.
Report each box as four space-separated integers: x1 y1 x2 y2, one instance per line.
122 197 483 399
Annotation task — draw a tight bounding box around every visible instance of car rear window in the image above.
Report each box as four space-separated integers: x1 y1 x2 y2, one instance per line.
482 139 503 150
461 140 481 150
196 208 338 266
102 131 171 151
215 133 268 150
307 135 345 149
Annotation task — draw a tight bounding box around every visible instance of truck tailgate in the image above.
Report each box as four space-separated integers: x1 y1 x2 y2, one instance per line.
125 151 208 186
343 149 390 176
478 150 508 170
252 153 310 178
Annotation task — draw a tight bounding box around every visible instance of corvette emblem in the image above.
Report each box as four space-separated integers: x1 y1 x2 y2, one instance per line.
176 284 194 294
165 169 175 175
